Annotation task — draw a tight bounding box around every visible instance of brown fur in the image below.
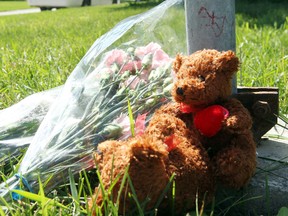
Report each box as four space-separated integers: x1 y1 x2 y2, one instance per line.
89 49 256 214
172 50 256 189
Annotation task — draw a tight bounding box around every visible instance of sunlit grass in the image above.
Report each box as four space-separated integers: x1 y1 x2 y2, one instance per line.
0 1 31 12
0 3 153 109
235 1 288 113
236 19 288 113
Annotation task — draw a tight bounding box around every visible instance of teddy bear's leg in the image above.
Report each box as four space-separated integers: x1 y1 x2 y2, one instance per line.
213 132 257 189
146 112 215 212
165 134 216 213
90 135 170 214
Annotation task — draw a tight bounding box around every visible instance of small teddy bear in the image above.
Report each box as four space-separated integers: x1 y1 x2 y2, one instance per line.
89 49 256 214
171 49 257 189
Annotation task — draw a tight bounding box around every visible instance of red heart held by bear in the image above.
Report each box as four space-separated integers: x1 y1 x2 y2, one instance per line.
194 105 229 137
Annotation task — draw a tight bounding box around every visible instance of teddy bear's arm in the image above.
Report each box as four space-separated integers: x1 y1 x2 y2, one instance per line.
222 98 253 132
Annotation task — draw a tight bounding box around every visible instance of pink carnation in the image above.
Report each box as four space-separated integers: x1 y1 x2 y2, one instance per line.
135 42 161 58
152 49 172 69
139 69 150 82
104 49 128 67
120 60 142 74
135 113 148 136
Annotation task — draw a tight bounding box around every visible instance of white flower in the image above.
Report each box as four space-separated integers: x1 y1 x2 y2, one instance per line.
163 77 173 87
141 53 153 68
148 67 162 81
163 83 173 96
101 124 123 139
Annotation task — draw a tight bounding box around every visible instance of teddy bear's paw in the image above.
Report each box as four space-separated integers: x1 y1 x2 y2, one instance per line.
222 98 254 133
215 147 256 189
146 112 190 142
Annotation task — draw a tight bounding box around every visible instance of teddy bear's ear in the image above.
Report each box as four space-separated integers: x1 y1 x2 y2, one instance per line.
215 50 240 77
173 53 183 73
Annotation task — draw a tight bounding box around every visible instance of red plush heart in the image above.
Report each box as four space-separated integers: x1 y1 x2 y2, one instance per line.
194 105 229 137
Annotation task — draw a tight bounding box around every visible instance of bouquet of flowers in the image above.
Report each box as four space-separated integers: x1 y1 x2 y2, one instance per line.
0 0 186 201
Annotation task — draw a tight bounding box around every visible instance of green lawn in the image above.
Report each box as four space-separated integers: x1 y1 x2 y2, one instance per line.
235 0 288 113
0 1 31 11
0 1 287 112
0 1 288 215
0 3 154 109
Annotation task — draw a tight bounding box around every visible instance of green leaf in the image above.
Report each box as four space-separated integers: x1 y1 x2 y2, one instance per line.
38 176 48 215
116 166 129 206
127 100 135 137
11 189 68 209
69 168 80 212
127 175 144 216
0 206 6 216
277 207 288 216
154 173 175 211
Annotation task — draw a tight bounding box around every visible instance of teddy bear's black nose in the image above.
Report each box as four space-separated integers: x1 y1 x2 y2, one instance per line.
176 87 184 95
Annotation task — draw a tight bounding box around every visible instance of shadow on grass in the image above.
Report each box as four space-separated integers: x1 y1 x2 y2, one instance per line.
236 0 288 28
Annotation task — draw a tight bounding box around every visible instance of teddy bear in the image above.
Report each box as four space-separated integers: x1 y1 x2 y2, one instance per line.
171 50 257 189
88 49 257 215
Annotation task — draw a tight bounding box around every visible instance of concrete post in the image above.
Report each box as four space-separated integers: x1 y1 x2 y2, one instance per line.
184 0 237 94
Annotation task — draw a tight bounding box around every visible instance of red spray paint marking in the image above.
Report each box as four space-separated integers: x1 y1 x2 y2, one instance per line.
198 7 227 37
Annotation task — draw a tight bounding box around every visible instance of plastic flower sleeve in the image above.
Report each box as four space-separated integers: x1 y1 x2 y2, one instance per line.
0 87 61 166
0 0 186 201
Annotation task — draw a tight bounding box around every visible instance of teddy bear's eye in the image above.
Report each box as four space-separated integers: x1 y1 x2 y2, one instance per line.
198 75 205 82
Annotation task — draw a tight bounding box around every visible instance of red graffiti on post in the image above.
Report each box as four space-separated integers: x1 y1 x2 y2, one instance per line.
198 7 227 37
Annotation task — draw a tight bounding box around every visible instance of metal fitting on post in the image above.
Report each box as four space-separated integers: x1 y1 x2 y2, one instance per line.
252 101 271 119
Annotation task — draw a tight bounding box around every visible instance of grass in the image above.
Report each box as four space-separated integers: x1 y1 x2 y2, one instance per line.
0 3 155 109
235 0 288 113
0 0 288 215
0 1 31 12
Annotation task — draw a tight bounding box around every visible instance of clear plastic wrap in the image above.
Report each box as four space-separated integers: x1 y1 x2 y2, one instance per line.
0 87 61 166
0 0 186 200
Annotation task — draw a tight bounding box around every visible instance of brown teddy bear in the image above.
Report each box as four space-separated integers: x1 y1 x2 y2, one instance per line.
88 49 257 214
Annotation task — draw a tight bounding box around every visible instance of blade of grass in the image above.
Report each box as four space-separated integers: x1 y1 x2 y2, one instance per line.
126 174 144 216
277 207 288 216
83 172 93 196
77 176 84 201
209 197 215 216
95 169 108 213
199 192 208 216
220 194 262 216
0 205 6 216
171 179 175 216
0 197 13 214
195 190 199 216
38 175 48 215
116 166 129 207
153 173 176 214
69 168 80 213
128 99 135 136
11 189 68 210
